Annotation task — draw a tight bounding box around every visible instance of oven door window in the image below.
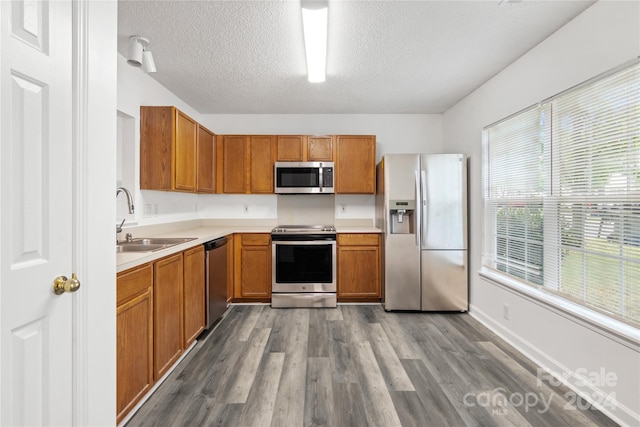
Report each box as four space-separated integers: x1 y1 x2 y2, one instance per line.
277 167 319 188
275 244 332 283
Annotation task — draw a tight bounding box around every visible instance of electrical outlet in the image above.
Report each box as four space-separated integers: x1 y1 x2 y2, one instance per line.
341 204 346 213
243 204 249 213
503 303 510 320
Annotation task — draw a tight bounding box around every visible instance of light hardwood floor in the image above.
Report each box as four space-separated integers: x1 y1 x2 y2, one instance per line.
126 305 618 427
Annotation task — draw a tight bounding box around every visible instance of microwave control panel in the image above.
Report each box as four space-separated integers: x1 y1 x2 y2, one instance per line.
323 167 333 187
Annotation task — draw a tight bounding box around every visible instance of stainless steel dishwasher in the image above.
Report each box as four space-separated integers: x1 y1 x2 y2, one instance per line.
204 237 228 329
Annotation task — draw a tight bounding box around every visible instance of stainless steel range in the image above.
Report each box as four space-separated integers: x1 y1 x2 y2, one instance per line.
271 225 337 308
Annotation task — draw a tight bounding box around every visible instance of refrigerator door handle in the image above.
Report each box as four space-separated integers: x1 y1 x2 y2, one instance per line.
421 170 427 245
415 170 420 247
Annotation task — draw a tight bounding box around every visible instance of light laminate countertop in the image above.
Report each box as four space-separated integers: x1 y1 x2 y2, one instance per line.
116 224 381 273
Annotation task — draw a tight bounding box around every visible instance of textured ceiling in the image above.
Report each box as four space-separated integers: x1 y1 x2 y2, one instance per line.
117 0 595 114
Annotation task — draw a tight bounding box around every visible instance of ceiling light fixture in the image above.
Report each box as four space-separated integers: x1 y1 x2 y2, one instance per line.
301 1 328 83
127 35 156 73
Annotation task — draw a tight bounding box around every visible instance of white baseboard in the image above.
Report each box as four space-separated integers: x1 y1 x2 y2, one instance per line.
469 305 639 427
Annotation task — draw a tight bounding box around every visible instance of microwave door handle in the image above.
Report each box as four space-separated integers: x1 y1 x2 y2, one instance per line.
319 166 324 192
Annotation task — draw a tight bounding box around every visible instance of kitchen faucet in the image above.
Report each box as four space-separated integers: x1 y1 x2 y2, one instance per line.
116 186 135 234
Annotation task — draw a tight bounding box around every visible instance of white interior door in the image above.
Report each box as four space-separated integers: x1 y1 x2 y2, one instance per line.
0 1 75 425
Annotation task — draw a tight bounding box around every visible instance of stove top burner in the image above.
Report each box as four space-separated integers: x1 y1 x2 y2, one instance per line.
272 224 336 234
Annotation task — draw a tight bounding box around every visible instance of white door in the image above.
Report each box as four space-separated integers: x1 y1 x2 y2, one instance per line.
0 0 75 425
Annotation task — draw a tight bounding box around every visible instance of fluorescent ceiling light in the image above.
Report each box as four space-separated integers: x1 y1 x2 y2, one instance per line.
301 4 327 83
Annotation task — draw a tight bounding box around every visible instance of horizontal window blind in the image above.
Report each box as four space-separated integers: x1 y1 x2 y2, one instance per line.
483 61 640 326
483 106 547 285
550 63 640 324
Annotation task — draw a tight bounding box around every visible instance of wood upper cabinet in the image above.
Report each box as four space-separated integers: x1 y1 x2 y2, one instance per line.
335 135 376 194
140 106 198 192
153 252 184 380
183 245 205 348
175 111 198 191
116 264 154 424
197 125 216 193
307 136 333 161
249 135 276 193
277 135 305 161
218 135 247 193
337 233 381 301
217 135 276 194
233 233 271 300
276 135 333 162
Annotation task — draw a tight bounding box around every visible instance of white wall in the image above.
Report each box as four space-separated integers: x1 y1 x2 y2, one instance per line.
117 58 443 225
117 54 205 226
200 114 443 160
442 2 640 425
84 1 118 424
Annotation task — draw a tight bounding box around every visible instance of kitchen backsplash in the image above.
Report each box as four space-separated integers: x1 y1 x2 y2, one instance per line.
277 195 335 225
123 191 375 227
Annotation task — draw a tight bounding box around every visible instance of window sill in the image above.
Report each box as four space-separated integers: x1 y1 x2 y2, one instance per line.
478 267 640 349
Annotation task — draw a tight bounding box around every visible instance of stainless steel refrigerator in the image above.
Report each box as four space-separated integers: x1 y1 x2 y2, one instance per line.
375 154 468 311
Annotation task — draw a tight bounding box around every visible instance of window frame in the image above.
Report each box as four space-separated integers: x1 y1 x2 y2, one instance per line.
481 59 640 341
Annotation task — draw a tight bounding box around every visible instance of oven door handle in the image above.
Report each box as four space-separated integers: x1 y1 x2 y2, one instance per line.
272 240 336 245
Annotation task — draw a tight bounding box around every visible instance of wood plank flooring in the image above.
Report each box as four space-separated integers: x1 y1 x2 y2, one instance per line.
126 305 619 427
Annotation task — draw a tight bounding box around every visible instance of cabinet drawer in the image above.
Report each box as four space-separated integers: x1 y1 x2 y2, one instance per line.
241 233 270 246
117 263 153 305
338 233 379 246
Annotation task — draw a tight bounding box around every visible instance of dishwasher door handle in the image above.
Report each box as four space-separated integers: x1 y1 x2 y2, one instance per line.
204 237 228 251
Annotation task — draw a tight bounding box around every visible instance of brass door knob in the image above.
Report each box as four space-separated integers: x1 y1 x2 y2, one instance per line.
53 273 81 295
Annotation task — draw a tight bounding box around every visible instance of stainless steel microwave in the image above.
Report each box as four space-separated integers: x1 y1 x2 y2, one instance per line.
274 162 334 194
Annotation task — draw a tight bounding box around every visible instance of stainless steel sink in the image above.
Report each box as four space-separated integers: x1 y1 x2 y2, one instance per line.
116 243 168 253
125 237 196 245
116 237 197 253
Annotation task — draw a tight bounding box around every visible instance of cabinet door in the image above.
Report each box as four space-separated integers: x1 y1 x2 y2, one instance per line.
234 234 271 300
226 234 234 303
116 264 153 423
337 234 381 301
183 245 205 348
249 136 276 193
335 135 376 194
174 110 197 191
140 106 173 190
154 253 184 380
117 290 153 423
277 135 304 161
197 125 216 193
307 136 333 161
218 135 247 193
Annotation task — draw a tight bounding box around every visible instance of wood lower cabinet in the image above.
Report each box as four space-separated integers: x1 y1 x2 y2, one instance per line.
153 253 184 380
117 245 208 421
233 233 271 301
337 233 381 301
183 245 205 348
335 135 376 194
226 234 235 303
116 264 153 424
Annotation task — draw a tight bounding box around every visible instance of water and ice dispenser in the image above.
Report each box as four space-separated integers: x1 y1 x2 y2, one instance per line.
389 200 416 234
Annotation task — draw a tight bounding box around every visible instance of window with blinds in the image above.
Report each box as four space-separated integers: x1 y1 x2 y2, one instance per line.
483 61 640 326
